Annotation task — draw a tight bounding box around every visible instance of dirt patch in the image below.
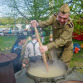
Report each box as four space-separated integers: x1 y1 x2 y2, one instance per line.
76 55 83 58
74 62 83 67
74 62 83 74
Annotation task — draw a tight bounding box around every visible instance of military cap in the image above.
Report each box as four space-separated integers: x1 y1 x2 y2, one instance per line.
60 3 70 14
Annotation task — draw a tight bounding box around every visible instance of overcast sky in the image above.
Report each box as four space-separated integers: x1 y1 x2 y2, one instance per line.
0 0 10 17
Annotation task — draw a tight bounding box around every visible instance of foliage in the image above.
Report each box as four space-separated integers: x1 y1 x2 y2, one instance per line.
73 19 83 34
68 0 83 19
0 17 15 25
0 17 28 26
16 17 27 24
4 0 66 21
5 0 50 21
4 0 83 20
0 0 82 32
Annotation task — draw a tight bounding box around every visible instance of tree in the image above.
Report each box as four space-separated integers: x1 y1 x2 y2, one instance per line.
5 0 50 21
2 0 83 34
0 17 14 25
67 0 83 19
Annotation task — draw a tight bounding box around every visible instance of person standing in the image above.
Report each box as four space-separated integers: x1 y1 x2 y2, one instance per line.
11 35 26 73
30 3 74 66
21 36 32 56
22 35 42 67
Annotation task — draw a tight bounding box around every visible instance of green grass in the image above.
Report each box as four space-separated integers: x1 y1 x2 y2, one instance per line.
70 39 83 74
0 36 17 51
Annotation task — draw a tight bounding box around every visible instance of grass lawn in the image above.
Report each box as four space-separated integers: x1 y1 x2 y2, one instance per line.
0 35 83 74
70 39 83 74
0 36 17 53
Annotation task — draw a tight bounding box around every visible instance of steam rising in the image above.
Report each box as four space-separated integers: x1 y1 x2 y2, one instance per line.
27 58 68 78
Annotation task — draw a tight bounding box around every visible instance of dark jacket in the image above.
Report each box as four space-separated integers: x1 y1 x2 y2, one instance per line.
11 43 22 73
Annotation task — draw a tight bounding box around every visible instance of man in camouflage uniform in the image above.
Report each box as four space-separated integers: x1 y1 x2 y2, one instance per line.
30 3 74 66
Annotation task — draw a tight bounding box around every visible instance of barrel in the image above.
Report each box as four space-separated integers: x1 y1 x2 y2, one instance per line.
0 53 17 83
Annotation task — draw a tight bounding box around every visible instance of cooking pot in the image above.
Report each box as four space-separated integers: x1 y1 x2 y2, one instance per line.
26 59 68 83
15 59 83 83
25 55 83 83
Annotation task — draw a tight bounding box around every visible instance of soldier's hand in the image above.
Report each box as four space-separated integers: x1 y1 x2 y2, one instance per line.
30 20 39 28
40 45 48 54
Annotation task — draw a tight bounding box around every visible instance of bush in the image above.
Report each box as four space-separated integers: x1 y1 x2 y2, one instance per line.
73 19 83 34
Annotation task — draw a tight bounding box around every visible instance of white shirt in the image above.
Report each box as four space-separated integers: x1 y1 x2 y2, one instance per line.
24 39 42 58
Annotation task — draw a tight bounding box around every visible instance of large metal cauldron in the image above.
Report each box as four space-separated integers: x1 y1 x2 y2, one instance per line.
16 61 83 83
26 59 68 83
16 48 83 83
24 60 83 83
16 47 83 83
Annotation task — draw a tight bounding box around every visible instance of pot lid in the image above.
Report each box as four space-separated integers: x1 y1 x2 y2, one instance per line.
0 53 17 63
